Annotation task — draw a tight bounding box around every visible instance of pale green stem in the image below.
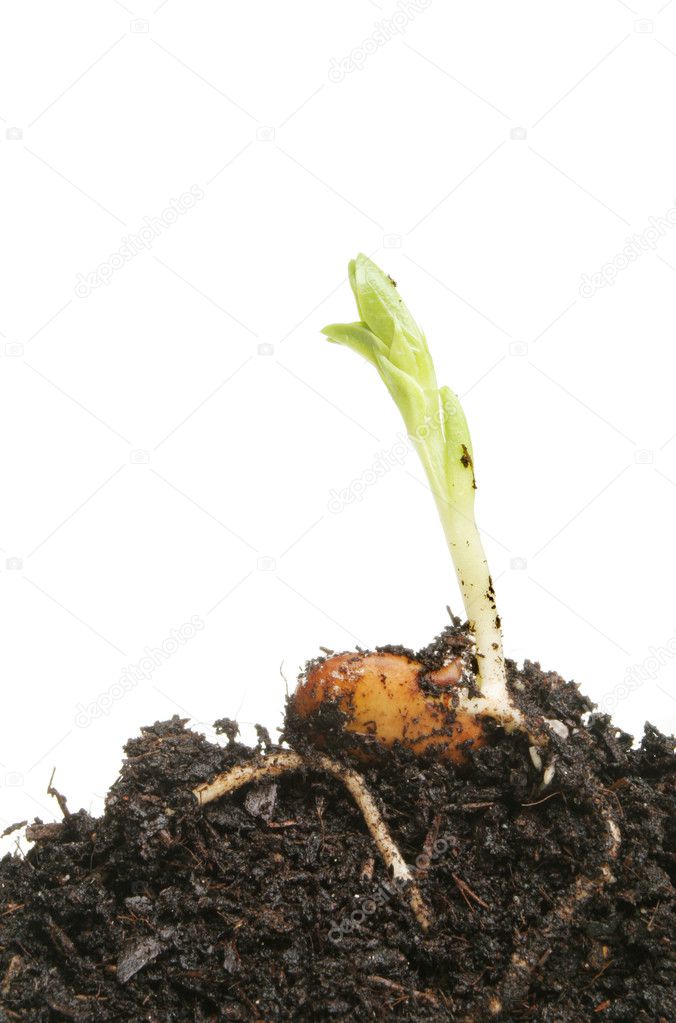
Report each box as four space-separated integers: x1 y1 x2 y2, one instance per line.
410 433 520 725
434 497 521 727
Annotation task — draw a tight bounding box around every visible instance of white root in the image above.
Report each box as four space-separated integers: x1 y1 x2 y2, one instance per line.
542 761 557 788
528 746 543 772
544 718 569 740
193 750 432 931
193 751 305 804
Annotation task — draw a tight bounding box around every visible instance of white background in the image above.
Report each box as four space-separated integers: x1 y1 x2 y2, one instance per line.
1 0 676 852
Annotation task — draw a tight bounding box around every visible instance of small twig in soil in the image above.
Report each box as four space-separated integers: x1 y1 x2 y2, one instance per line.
647 901 661 932
422 814 442 860
1 821 27 838
586 957 615 988
1 903 25 918
521 790 563 808
193 751 432 931
1 955 23 996
445 604 459 625
452 873 490 911
11 839 31 865
47 768 71 819
367 974 439 1006
25 822 64 843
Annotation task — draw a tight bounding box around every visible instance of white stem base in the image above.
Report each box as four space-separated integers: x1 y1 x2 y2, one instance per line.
436 500 525 730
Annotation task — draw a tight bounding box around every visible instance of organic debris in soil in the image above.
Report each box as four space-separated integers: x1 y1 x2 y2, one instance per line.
0 645 674 1022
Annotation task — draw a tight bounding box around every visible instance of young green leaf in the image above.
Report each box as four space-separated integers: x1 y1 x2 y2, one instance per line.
321 322 387 367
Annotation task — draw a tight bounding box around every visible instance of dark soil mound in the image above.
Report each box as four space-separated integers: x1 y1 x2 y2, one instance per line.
0 646 674 1022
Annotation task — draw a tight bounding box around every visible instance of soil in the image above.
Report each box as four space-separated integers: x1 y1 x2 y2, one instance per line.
0 626 674 1022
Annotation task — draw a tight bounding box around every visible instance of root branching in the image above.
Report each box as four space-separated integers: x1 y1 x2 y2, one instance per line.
193 750 432 931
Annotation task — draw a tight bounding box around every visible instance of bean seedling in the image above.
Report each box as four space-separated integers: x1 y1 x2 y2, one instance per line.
195 256 621 976
293 253 526 760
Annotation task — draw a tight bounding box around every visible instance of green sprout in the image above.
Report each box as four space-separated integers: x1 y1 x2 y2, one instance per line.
322 254 522 730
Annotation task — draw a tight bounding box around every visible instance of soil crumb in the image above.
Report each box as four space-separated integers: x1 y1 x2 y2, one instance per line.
0 646 674 1021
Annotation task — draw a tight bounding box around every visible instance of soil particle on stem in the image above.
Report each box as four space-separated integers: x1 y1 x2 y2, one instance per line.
0 640 674 1022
